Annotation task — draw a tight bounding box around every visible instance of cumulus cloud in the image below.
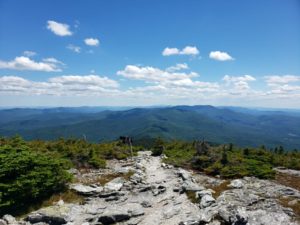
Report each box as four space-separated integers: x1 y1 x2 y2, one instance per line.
223 75 256 91
265 75 300 85
67 44 81 53
23 51 36 57
162 48 180 56
117 64 198 86
0 56 63 72
117 64 219 98
47 20 73 36
264 75 300 96
49 75 119 88
209 51 234 61
162 46 199 56
42 57 65 65
181 46 199 55
166 63 189 72
0 75 119 96
84 38 100 46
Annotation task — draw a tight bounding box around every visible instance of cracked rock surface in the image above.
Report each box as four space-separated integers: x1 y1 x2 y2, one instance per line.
2 151 300 225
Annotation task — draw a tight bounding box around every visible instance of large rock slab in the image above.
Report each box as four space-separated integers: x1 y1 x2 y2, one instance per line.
97 209 131 224
26 204 81 225
104 177 126 192
70 183 103 195
200 195 215 208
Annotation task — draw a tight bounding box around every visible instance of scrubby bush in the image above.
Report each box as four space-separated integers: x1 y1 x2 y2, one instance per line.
161 140 300 179
0 143 71 215
151 138 165 156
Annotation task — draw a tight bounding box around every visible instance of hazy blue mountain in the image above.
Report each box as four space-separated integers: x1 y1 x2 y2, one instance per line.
0 106 299 149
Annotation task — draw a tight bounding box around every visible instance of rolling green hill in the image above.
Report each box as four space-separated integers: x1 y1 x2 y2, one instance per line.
0 106 299 149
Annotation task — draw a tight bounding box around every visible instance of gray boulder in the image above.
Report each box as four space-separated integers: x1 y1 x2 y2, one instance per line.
178 169 191 181
70 183 103 196
182 180 205 192
200 195 215 208
26 204 76 225
0 219 7 225
104 177 126 192
97 209 130 224
2 215 16 225
228 179 244 189
196 189 213 198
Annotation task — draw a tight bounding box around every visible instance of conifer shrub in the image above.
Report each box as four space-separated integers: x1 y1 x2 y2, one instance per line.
0 143 71 215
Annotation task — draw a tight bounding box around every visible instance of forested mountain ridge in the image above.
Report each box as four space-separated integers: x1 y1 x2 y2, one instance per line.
0 105 299 149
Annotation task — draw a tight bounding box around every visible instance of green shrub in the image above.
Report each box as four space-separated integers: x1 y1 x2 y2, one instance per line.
0 144 71 215
151 138 165 156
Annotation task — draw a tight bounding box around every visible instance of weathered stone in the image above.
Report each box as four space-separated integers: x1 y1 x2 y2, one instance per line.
0 219 7 225
97 209 130 224
140 200 152 208
182 180 205 192
228 179 244 189
70 183 103 196
104 177 126 192
179 220 199 225
26 204 76 225
178 168 191 181
130 173 144 184
2 215 16 225
98 191 119 198
105 195 120 201
200 195 215 208
128 208 145 217
152 185 166 196
196 189 213 198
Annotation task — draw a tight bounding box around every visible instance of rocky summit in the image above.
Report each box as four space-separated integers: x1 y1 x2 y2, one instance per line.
1 151 299 225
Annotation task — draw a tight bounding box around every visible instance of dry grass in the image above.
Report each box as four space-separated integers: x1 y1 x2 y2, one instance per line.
17 190 85 219
278 197 300 222
40 190 85 207
275 172 300 191
207 180 231 199
77 170 134 186
186 190 198 204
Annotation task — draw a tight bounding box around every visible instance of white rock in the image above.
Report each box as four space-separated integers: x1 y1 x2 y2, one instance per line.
104 177 126 192
70 183 103 195
200 195 215 208
228 179 244 189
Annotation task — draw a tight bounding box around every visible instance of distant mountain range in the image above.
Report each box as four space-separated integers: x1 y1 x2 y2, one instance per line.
0 105 299 149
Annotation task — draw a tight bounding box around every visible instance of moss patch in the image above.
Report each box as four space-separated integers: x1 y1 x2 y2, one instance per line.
207 180 231 199
186 190 198 204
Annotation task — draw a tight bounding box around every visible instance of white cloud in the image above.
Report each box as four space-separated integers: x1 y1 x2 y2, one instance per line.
223 75 256 92
117 64 198 86
162 46 199 56
84 38 100 46
67 44 81 53
49 75 119 88
0 56 63 72
23 51 36 57
181 46 199 55
47 20 72 36
264 75 300 96
265 75 300 85
42 57 65 65
166 63 189 72
209 51 234 61
162 47 180 56
0 75 119 96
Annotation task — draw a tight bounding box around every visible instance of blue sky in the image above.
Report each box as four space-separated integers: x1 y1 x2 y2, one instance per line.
0 0 300 107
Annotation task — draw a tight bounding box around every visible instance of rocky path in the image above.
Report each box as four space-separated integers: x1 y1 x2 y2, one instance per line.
132 152 202 225
1 151 300 225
